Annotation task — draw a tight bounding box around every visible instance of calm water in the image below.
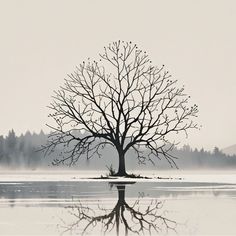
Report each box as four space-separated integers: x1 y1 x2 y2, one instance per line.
0 171 236 235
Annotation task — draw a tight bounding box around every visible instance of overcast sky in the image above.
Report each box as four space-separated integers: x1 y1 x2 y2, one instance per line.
0 0 235 150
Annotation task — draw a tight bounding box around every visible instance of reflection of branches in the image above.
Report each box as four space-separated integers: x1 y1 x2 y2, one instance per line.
60 184 177 236
123 199 176 235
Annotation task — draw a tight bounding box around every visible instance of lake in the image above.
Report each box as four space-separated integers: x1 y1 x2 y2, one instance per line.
0 170 236 235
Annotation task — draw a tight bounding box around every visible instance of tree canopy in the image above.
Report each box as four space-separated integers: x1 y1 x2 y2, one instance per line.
44 41 199 176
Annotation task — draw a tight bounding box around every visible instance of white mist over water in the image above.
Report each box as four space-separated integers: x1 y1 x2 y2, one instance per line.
1 169 236 183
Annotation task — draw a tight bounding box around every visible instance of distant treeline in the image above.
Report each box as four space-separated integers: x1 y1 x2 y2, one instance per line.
0 130 49 168
0 129 236 170
174 145 236 169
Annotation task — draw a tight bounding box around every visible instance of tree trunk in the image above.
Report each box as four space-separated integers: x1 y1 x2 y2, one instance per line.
115 152 127 176
115 185 126 236
117 185 125 202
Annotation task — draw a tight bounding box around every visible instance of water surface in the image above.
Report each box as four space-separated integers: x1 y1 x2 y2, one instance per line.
0 171 236 235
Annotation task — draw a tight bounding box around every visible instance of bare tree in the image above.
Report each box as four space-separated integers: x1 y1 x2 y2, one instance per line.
44 41 198 176
60 184 177 236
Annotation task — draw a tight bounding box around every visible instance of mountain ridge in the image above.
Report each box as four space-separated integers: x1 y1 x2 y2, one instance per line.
222 144 236 156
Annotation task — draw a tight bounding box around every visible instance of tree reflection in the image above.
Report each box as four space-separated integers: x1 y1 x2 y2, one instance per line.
60 183 177 235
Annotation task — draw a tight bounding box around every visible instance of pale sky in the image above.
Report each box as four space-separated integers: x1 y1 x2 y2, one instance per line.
0 0 235 151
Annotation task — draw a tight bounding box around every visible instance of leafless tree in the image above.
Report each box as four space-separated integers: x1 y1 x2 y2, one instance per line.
60 184 177 236
43 41 198 176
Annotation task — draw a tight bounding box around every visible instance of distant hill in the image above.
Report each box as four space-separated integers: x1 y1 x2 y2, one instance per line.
222 144 236 156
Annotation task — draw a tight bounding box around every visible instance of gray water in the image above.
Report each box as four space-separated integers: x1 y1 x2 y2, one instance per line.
0 171 236 235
